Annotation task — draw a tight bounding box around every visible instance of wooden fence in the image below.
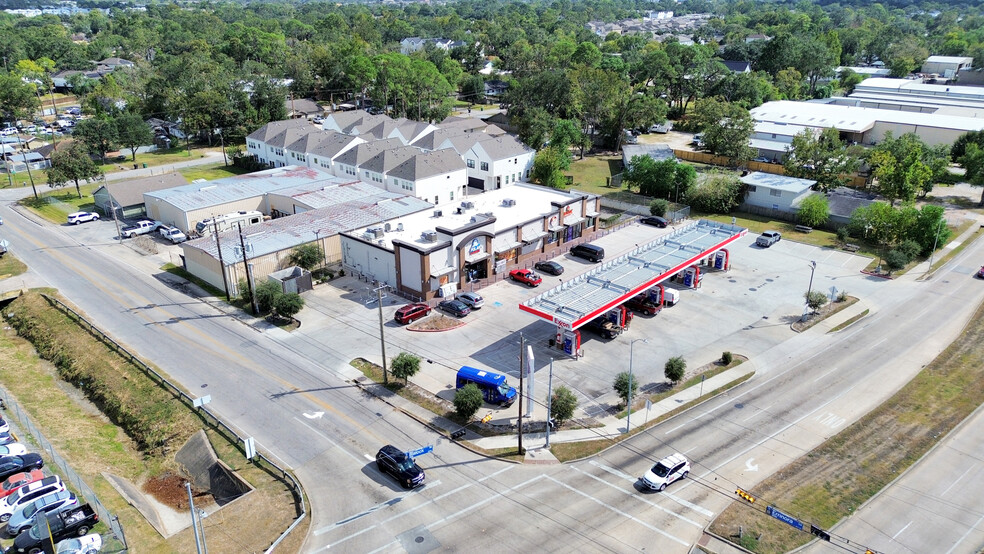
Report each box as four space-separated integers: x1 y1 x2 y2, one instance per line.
672 149 868 188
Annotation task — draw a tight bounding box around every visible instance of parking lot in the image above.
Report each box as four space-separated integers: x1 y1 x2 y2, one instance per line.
290 221 885 423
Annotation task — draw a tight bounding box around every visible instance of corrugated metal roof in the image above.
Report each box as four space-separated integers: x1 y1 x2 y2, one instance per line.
740 171 815 192
519 220 746 329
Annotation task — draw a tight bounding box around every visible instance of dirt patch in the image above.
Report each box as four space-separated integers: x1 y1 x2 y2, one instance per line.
143 472 211 510
408 313 466 331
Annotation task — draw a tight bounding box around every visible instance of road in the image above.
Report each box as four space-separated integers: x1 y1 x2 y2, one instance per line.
2 182 984 553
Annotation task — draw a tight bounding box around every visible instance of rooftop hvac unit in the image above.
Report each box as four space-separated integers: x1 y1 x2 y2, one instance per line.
368 226 384 238
422 230 438 242
461 201 475 210
397 223 404 232
502 198 516 207
433 209 443 217
384 222 392 232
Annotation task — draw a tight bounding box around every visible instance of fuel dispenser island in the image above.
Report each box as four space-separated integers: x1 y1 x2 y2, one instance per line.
713 249 730 270
560 328 582 357
683 265 702 288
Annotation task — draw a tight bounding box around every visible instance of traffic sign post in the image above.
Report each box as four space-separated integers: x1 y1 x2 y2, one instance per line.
766 506 804 531
406 445 434 458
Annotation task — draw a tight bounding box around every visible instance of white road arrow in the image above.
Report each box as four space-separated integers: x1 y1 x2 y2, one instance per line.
303 411 324 419
745 458 759 472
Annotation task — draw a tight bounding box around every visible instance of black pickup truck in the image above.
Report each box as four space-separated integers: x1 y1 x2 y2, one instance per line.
8 504 98 554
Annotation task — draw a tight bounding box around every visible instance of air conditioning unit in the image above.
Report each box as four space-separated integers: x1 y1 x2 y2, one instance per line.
461 201 475 210
368 226 384 238
384 222 392 232
502 198 516 207
396 223 404 232
433 209 443 217
421 230 438 242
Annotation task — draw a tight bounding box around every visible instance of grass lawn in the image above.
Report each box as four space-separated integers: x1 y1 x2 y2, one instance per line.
20 186 98 224
563 155 624 196
708 297 984 553
0 252 28 279
178 162 250 182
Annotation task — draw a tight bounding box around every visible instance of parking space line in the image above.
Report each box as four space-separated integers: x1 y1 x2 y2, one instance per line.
585 462 712 520
544 475 690 546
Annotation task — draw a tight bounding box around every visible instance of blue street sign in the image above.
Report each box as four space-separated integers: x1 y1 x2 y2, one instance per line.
406 445 434 458
766 506 804 531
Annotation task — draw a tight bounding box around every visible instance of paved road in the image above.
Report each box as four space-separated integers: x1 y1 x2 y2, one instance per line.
3 180 984 553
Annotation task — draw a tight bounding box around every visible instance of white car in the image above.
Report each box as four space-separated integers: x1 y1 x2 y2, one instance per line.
0 476 65 522
56 533 103 554
0 444 27 457
641 453 690 491
66 212 99 225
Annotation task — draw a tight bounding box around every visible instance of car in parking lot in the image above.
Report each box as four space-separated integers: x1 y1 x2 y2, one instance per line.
0 444 27 457
509 268 542 287
5 489 78 538
0 432 18 446
54 533 102 554
752 156 773 163
641 453 690 491
455 292 484 309
394 303 431 324
437 300 471 317
0 476 66 523
375 445 425 489
66 212 99 225
158 225 187 243
534 261 564 276
0 456 44 482
0 417 8 434
625 294 661 315
640 216 668 228
755 230 782 248
0 470 45 500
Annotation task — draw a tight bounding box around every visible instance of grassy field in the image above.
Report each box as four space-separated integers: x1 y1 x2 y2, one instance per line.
708 297 984 553
0 252 28 279
563 155 624 196
0 291 304 552
178 162 250 182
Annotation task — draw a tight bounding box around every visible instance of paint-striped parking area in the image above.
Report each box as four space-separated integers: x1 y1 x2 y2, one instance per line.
307 458 716 553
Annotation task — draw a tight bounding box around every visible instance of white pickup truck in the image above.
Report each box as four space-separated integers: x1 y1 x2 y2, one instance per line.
121 220 160 238
159 225 187 243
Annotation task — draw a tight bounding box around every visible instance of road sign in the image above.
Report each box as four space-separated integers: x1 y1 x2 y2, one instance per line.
767 506 804 531
244 437 256 460
406 445 434 458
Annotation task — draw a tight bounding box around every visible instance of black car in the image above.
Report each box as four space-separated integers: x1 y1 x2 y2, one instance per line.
640 216 668 228
534 261 565 276
437 300 471 317
0 455 43 481
9 504 99 554
376 445 425 489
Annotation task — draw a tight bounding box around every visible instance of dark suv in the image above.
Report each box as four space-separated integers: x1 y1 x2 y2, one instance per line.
376 445 425 489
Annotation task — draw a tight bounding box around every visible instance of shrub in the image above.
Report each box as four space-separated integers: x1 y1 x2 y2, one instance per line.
274 292 304 319
649 198 669 216
805 290 828 313
236 278 251 304
897 239 921 261
884 249 908 272
836 226 851 243
550 386 578 424
255 280 282 313
721 351 733 365
454 384 484 419
613 371 639 407
288 243 324 270
391 352 421 384
665 356 686 383
798 195 830 228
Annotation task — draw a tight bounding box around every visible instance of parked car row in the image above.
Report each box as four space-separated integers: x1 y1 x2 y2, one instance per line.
0 416 101 553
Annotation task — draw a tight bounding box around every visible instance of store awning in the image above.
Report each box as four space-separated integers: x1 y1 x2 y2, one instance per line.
494 241 522 253
548 223 565 232
465 252 491 263
430 266 455 278
523 230 547 243
564 216 585 226
585 210 600 217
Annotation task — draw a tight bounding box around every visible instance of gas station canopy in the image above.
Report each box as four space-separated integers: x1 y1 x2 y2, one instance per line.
519 219 746 330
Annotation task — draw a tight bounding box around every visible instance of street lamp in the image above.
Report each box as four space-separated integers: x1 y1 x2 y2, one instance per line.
625 338 648 434
925 217 946 275
806 260 817 314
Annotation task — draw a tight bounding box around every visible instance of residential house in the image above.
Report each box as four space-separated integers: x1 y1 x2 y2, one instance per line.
286 98 324 119
246 118 316 167
284 130 364 173
459 135 535 191
921 56 973 78
739 172 816 219
622 144 676 168
484 80 509 97
386 148 467 205
722 60 752 74
745 33 770 43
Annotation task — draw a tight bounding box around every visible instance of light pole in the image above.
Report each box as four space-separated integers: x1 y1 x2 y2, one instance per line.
625 338 648 434
925 217 946 275
806 260 817 314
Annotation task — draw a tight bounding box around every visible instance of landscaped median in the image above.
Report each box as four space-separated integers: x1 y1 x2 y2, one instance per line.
707 299 984 553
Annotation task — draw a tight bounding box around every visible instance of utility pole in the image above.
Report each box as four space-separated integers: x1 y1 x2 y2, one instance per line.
186 483 203 554
926 218 946 275
214 218 229 301
237 222 257 315
518 333 525 455
108 185 121 243
14 134 37 197
219 130 228 166
376 285 388 385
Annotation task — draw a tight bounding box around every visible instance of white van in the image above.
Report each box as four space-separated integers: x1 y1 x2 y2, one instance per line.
663 289 680 306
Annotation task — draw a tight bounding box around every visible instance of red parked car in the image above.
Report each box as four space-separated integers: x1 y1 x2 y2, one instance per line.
394 303 432 324
509 268 543 287
0 470 44 499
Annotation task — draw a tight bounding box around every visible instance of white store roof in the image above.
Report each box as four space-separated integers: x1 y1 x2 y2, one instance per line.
752 100 984 134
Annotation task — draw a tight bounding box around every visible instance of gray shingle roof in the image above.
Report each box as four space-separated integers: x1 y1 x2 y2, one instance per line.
388 148 467 181
411 128 470 150
471 135 534 159
360 145 421 174
265 125 319 149
334 139 406 167
247 118 314 142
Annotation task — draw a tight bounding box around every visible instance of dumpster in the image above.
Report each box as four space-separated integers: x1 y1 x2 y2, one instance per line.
142 163 147 168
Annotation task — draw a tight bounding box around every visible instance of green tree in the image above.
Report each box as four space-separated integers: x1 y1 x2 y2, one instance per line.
804 290 828 313
774 68 803 100
114 112 154 162
797 195 830 228
255 280 282 314
613 371 638 408
783 127 860 192
664 356 686 384
883 249 908 273
692 97 754 164
390 352 421 384
274 292 304 320
454 383 484 419
550 386 577 425
649 198 669 216
530 146 570 189
685 171 743 214
0 72 40 123
72 117 119 163
288 243 324 270
46 142 103 199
